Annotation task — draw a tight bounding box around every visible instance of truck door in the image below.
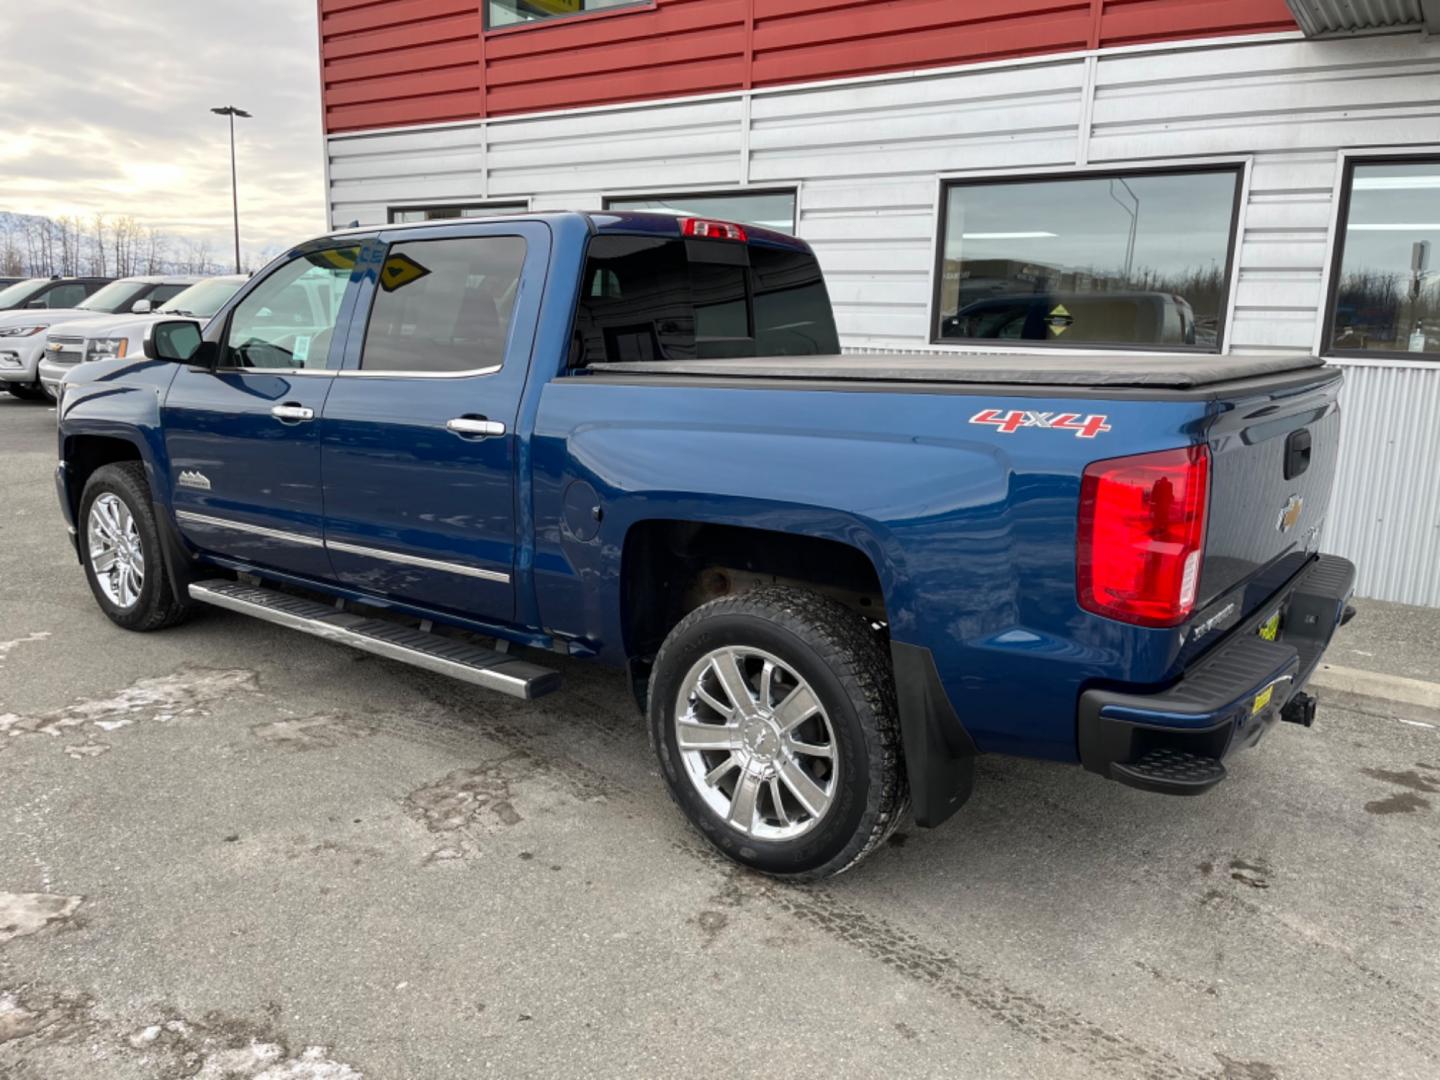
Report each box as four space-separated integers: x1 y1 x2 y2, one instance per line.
318 222 549 625
163 245 361 579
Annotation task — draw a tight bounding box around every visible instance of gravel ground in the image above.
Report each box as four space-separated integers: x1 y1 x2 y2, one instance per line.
2 392 1439 1079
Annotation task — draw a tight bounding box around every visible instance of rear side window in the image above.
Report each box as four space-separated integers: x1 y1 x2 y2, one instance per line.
360 236 526 374
40 283 88 308
571 236 839 367
148 284 189 307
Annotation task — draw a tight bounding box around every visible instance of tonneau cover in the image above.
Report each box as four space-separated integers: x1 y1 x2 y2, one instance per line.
589 353 1329 390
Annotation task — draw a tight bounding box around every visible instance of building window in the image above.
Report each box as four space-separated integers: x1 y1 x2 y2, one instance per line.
388 203 527 224
934 168 1242 351
1327 157 1440 359
487 0 647 30
605 190 798 236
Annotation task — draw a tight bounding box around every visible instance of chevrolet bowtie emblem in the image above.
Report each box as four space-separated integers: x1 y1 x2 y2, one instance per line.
47 342 64 352
1277 494 1303 533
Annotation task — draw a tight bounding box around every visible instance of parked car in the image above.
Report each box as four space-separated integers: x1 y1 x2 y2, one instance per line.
0 276 25 290
53 213 1354 879
0 275 112 312
40 275 247 401
941 291 1200 347
0 275 198 400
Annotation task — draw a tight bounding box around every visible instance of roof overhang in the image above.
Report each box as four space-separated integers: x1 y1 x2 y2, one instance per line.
1286 0 1439 35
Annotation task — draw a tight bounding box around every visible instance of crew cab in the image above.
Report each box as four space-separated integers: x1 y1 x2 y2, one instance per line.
53 212 1355 878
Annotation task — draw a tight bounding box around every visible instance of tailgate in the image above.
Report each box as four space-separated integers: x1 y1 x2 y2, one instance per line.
1196 371 1342 617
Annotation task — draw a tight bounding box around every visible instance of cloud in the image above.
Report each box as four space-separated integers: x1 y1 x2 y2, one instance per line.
0 0 327 263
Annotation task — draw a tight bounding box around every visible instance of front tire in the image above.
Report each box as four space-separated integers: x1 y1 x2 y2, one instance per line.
5 382 48 401
649 586 907 880
79 462 195 631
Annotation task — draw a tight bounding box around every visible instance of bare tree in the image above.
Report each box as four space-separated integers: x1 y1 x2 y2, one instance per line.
142 226 167 274
88 214 109 276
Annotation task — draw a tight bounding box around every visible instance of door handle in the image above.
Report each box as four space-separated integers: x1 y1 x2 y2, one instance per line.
447 416 506 438
271 403 315 423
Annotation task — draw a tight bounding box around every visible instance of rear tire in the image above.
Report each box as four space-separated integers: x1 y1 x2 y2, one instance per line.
79 462 196 632
649 586 907 880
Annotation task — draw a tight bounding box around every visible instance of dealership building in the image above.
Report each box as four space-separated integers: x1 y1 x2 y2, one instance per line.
317 0 1440 606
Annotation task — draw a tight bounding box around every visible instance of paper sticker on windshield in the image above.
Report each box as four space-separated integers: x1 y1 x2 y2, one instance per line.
970 409 1111 439
293 335 311 363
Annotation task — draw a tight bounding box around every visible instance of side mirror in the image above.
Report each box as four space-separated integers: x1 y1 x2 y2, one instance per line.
144 320 204 363
131 299 154 314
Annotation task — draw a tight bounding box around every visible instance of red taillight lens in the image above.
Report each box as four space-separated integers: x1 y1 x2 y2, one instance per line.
1077 445 1211 627
682 218 748 242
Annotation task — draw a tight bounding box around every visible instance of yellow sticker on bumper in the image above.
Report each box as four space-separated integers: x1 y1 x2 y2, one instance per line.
1259 611 1281 642
1252 685 1274 715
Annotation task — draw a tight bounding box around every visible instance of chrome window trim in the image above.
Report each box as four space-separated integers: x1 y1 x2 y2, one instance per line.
336 364 502 379
210 367 338 376
175 510 325 548
326 539 511 583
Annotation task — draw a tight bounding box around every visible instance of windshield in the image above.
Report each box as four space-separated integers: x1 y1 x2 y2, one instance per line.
76 281 146 313
158 278 243 318
0 279 47 308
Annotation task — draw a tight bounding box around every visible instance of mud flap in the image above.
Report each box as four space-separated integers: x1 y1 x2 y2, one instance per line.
891 641 977 828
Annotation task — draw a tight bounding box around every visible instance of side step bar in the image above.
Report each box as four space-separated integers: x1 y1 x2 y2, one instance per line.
188 579 561 700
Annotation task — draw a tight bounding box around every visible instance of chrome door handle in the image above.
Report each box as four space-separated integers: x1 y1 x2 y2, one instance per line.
271 403 315 422
446 417 506 438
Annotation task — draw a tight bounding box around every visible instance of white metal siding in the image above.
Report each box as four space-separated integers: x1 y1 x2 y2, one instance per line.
326 31 1440 606
1328 362 1440 607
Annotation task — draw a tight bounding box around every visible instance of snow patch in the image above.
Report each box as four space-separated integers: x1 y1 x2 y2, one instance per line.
0 631 50 665
0 892 82 943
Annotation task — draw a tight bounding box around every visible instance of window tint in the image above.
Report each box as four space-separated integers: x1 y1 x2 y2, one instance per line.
223 248 358 370
1329 159 1440 358
488 0 640 29
40 283 88 308
606 191 798 236
389 203 526 223
572 236 838 367
936 169 1240 350
360 236 527 374
147 284 189 306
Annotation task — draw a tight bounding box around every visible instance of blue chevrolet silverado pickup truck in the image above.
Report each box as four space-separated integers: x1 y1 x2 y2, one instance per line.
53 211 1355 878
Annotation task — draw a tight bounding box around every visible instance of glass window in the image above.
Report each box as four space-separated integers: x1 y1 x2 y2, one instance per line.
159 278 245 318
0 279 47 309
360 236 527 374
389 204 527 224
488 0 641 29
1328 158 1440 358
223 248 359 370
935 169 1241 350
606 191 798 236
571 236 838 367
147 284 189 307
39 283 90 309
75 281 146 312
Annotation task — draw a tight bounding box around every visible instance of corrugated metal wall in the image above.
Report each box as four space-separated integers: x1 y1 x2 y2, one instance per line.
326 29 1440 605
318 0 1298 133
1329 362 1440 607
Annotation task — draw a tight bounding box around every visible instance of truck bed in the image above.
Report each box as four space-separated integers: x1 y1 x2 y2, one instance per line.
588 352 1329 392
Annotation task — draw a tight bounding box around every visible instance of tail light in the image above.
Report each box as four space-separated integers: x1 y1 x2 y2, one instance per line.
682 218 747 242
1077 445 1211 627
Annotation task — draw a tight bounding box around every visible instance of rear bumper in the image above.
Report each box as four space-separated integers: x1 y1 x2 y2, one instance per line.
1078 554 1356 795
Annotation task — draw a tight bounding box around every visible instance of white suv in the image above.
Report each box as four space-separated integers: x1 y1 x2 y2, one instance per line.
40 276 247 401
0 275 199 401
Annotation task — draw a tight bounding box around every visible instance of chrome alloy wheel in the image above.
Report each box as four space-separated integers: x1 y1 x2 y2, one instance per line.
675 646 839 841
87 492 145 609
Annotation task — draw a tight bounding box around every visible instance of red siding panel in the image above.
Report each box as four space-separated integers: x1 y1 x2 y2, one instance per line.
318 0 1300 133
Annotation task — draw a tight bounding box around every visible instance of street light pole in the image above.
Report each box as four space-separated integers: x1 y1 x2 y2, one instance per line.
211 105 252 274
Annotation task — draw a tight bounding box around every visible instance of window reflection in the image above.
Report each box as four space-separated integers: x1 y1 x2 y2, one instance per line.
936 170 1241 350
1330 160 1440 357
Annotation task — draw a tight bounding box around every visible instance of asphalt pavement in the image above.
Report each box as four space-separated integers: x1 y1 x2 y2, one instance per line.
2 392 1439 1079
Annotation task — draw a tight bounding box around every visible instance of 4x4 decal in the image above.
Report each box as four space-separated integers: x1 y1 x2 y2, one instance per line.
969 408 1112 439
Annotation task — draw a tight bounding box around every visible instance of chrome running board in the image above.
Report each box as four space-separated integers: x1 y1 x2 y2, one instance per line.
188 579 560 700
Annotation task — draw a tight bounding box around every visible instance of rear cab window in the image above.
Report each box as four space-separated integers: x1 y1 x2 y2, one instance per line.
570 234 839 367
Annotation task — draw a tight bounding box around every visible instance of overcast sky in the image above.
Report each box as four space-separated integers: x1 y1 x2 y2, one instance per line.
0 0 326 264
